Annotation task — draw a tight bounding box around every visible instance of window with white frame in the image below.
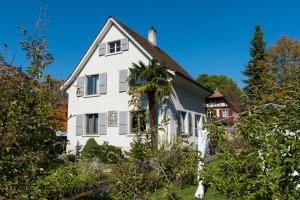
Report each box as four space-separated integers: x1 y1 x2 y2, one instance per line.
108 40 121 53
207 110 213 118
222 109 229 118
86 74 99 95
86 114 98 134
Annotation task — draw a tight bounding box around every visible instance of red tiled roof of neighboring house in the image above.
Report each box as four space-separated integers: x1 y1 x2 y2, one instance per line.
207 89 224 98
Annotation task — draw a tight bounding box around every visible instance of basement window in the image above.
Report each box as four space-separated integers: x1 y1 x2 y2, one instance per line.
108 40 121 53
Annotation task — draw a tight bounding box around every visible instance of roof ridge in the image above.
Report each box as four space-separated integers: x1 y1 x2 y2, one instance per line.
112 17 194 80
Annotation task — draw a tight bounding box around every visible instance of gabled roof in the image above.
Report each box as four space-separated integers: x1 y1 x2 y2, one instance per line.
112 17 193 80
207 89 224 99
61 16 211 94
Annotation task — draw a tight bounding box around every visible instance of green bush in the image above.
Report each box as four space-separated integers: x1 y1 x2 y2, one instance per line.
81 139 123 164
98 141 124 164
109 140 200 199
30 159 105 199
81 138 101 159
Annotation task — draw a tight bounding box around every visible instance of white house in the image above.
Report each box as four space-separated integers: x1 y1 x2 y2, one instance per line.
61 17 211 153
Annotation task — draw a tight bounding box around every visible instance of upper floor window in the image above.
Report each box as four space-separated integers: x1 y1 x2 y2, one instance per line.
108 40 121 53
86 75 99 95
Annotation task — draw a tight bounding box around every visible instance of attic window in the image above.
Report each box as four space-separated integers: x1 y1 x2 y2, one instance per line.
108 40 121 53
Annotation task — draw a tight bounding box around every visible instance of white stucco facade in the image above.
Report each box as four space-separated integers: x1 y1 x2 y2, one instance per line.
63 17 210 154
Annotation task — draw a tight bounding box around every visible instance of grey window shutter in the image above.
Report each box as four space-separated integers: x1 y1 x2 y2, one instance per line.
98 112 107 135
98 42 106 56
121 38 129 51
119 111 128 135
99 73 107 94
76 115 84 136
119 70 128 92
76 77 85 97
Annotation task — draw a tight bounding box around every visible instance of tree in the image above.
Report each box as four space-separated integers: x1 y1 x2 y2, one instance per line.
243 25 268 102
128 59 171 149
196 73 243 107
0 20 64 197
205 36 300 199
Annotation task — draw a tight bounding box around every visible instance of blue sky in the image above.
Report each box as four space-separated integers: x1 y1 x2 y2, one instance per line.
1 0 300 87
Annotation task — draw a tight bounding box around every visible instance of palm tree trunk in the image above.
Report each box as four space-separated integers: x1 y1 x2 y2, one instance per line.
147 91 157 150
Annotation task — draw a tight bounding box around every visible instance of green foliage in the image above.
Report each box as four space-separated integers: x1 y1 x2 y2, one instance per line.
30 159 105 199
128 59 172 149
205 35 300 200
243 25 269 103
81 138 101 159
0 24 64 197
109 139 200 200
81 139 124 164
196 73 243 107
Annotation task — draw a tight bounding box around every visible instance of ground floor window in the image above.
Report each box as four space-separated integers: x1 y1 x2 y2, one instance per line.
131 110 146 133
222 109 229 118
86 114 98 134
195 114 201 137
177 111 187 135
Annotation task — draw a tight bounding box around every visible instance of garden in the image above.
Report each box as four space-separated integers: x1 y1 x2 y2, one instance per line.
0 15 299 200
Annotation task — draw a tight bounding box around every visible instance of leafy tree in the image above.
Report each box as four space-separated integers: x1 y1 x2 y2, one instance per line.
243 25 268 102
0 21 63 197
205 36 300 199
196 73 243 106
128 59 171 149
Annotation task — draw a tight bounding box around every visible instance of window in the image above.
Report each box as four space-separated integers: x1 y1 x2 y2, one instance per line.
86 114 98 134
178 111 187 135
108 40 121 53
131 111 146 133
86 75 99 95
195 115 201 137
222 109 229 118
188 113 193 136
208 110 215 118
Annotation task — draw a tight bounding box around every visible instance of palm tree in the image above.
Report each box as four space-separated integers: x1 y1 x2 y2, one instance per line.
128 59 171 149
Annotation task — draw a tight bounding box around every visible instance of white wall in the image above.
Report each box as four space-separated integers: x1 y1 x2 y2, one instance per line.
66 24 149 153
66 23 207 153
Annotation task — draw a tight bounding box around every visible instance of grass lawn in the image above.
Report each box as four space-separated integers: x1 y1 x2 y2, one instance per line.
175 185 226 200
174 157 226 200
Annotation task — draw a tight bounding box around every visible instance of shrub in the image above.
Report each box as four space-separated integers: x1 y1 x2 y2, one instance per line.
98 141 124 164
81 138 100 159
109 139 200 199
81 139 123 164
30 159 105 199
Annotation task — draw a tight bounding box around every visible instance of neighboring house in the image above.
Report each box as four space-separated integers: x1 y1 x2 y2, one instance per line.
61 17 211 153
206 89 239 126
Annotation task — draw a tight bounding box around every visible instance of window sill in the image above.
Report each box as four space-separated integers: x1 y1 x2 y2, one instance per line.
83 94 100 98
105 51 122 56
82 135 100 137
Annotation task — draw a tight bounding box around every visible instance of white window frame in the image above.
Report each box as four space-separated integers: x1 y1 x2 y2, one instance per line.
108 40 121 54
222 109 229 118
85 74 99 96
85 113 98 135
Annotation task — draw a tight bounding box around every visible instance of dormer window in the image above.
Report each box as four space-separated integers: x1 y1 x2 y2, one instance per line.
108 40 121 53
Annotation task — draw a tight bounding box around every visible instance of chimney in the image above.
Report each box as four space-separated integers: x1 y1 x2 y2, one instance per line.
148 25 157 46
